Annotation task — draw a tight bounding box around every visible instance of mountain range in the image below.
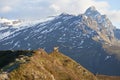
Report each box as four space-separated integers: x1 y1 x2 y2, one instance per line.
0 6 120 76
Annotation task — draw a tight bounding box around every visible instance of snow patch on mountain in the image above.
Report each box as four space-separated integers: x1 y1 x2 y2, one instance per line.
105 56 111 60
0 17 55 40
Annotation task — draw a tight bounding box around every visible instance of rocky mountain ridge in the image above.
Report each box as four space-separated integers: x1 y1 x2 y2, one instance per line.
0 49 98 80
0 49 120 80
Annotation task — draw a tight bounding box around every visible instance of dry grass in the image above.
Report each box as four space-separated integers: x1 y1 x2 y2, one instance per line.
7 49 97 80
1 49 119 80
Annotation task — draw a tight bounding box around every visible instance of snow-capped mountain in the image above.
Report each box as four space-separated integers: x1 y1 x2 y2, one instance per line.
0 18 22 27
0 6 120 75
0 17 54 40
84 6 116 44
0 18 33 40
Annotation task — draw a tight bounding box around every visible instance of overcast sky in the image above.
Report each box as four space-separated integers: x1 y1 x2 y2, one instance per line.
0 0 120 28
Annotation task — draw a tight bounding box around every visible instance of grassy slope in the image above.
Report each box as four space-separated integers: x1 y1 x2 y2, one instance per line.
7 49 97 80
0 49 120 80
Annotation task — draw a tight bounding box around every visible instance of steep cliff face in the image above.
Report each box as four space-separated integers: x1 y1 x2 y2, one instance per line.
0 49 97 80
84 6 116 44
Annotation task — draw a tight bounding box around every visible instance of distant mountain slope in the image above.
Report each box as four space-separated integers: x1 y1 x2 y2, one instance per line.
97 75 120 80
0 18 21 27
0 6 120 76
114 29 120 40
0 49 97 80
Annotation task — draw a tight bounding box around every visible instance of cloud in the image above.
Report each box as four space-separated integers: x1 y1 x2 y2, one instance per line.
0 0 119 28
50 4 60 12
0 6 12 13
49 0 109 14
106 10 120 28
48 0 118 28
49 0 120 28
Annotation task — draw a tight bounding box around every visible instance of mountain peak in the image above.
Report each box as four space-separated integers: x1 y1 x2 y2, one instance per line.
85 6 101 17
59 13 73 17
87 6 96 11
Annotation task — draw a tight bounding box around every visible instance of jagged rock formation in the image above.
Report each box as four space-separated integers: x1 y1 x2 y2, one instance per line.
84 6 117 44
